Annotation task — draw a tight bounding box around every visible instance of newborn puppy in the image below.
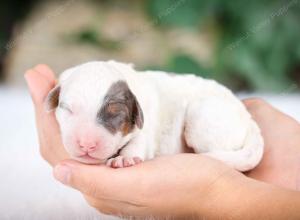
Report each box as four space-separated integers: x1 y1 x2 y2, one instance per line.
46 60 264 171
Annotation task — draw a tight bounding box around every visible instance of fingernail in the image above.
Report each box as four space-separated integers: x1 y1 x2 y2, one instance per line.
54 164 72 185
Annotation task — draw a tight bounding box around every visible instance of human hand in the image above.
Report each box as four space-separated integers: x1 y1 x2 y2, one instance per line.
243 99 300 190
53 154 247 219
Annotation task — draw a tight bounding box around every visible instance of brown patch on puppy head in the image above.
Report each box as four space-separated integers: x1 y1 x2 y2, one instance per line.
97 80 144 135
45 85 60 111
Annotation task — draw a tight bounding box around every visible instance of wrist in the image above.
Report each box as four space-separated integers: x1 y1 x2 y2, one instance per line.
194 172 300 219
193 169 248 219
235 178 300 219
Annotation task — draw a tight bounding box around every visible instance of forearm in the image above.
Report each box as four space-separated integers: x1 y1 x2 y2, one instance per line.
197 175 300 220
238 178 300 219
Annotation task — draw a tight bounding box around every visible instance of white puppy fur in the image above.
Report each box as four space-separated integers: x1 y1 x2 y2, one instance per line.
46 60 264 171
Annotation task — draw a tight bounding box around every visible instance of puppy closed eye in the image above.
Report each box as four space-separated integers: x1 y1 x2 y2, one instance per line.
59 102 73 114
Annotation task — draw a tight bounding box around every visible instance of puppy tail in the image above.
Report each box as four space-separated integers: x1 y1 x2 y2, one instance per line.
202 120 264 172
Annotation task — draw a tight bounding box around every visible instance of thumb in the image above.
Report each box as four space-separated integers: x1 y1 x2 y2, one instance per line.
24 65 56 108
53 160 134 199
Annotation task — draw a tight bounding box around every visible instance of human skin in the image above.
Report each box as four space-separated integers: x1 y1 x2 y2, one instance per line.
25 64 300 219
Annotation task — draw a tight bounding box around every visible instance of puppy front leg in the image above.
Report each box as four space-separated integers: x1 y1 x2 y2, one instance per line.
106 134 150 168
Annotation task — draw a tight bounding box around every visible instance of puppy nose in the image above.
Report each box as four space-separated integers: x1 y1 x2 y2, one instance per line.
78 140 98 152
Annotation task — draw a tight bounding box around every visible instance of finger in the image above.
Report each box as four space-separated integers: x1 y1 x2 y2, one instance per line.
25 67 59 131
24 68 59 129
243 98 300 131
53 160 141 201
33 64 57 85
243 98 273 116
24 68 55 107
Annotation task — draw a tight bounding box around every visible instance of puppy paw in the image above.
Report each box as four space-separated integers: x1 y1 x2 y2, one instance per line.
106 156 142 168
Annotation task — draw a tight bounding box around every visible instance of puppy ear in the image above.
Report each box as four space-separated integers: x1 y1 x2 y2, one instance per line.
45 85 60 112
132 94 144 129
98 80 144 134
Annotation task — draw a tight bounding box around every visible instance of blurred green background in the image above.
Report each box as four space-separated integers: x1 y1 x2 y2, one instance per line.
1 0 300 92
